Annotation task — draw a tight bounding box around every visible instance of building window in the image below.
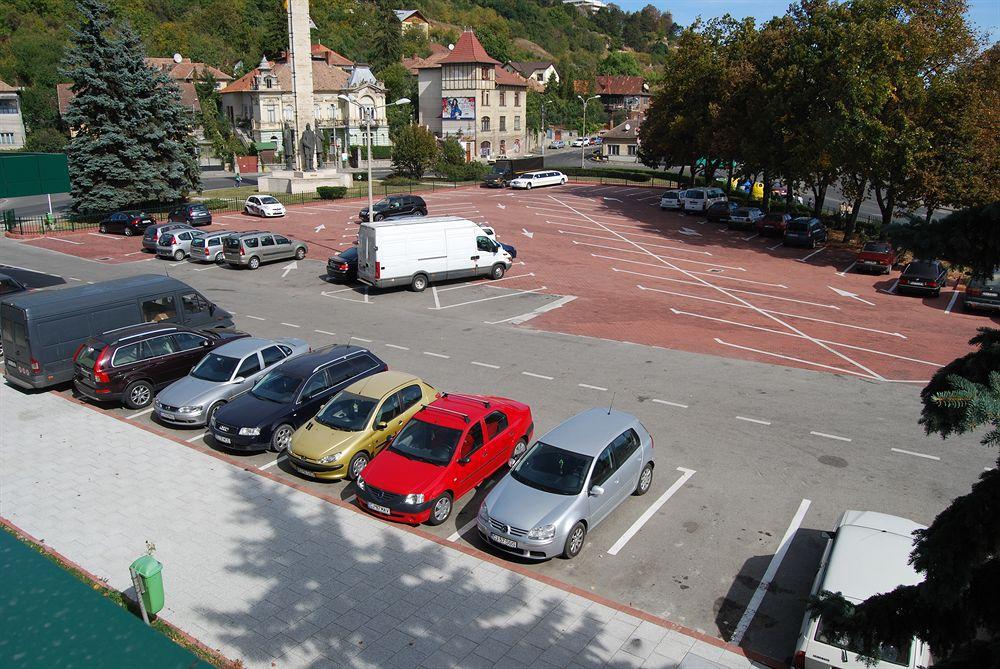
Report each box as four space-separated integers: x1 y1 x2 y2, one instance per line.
0 132 14 145
628 144 637 156
482 90 489 107
514 116 521 131
499 91 506 106
0 100 17 114
267 106 276 123
481 116 491 132
499 116 506 131
242 105 248 119
514 91 520 107
481 66 491 80
265 77 272 89
609 144 620 156
480 141 491 157
536 73 544 81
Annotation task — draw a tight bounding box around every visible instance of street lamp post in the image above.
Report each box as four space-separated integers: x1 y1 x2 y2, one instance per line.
577 94 599 169
540 99 552 158
339 95 410 225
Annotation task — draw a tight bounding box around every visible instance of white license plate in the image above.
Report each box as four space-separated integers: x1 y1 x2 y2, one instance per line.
911 281 924 285
215 434 231 444
491 533 517 548
983 292 998 298
159 412 176 421
863 260 877 264
367 502 391 515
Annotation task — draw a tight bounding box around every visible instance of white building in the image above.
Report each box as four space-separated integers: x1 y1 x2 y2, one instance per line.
0 79 27 149
563 0 607 12
504 61 559 92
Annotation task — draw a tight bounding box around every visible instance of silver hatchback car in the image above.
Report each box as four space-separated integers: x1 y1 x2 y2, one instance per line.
154 337 310 427
156 228 205 260
478 408 654 560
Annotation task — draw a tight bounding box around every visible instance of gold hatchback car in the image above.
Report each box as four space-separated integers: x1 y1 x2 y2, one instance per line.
287 371 436 481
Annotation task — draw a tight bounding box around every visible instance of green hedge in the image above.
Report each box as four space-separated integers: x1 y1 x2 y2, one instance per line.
350 145 392 160
316 186 348 200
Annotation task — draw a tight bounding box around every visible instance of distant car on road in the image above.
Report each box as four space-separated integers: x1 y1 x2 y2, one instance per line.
783 217 828 248
326 246 358 282
99 211 156 236
756 212 791 237
167 203 213 227
726 207 764 230
478 408 654 560
706 201 738 223
359 195 427 221
509 170 566 190
549 140 566 149
854 241 896 275
659 190 685 210
897 259 947 297
244 195 286 217
964 270 1000 312
571 137 587 147
222 231 307 270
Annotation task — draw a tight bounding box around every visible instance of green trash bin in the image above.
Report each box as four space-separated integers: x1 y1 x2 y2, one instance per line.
130 555 164 615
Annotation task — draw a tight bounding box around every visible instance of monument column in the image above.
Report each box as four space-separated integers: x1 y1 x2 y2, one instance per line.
287 0 315 171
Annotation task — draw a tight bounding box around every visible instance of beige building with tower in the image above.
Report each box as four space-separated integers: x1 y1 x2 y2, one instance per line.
0 79 26 149
417 31 530 161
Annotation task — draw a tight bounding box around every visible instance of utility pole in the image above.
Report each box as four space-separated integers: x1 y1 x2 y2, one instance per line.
577 94 599 169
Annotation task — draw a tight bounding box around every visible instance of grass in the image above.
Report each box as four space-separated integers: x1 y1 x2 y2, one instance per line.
0 523 241 669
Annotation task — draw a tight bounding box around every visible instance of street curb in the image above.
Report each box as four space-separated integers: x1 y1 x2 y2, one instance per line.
51 389 788 668
0 516 240 669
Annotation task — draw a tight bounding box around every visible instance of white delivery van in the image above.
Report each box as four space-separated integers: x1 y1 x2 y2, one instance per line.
682 187 727 212
357 216 513 292
792 510 932 669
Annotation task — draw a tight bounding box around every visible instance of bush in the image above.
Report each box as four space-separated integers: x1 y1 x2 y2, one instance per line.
350 145 393 160
437 161 488 182
381 175 421 186
201 198 232 210
316 186 348 200
561 166 652 182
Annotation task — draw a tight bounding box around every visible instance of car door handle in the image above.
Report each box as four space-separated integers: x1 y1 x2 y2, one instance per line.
471 255 480 260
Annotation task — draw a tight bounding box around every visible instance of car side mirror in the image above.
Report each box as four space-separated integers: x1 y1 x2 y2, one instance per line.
231 376 245 384
376 421 388 430
589 485 605 497
458 456 471 465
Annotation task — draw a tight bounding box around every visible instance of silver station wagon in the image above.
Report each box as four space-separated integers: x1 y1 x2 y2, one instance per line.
478 408 655 560
223 231 308 270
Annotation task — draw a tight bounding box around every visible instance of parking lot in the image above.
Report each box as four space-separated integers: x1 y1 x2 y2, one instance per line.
2 183 994 664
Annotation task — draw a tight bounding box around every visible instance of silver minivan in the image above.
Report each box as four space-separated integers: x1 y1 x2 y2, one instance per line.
478 408 654 560
156 229 204 261
190 231 232 264
223 231 308 270
682 187 727 212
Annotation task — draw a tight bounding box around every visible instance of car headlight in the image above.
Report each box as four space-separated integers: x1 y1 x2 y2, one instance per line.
154 400 163 409
403 493 424 505
238 426 260 436
528 524 556 541
478 502 489 522
355 474 365 490
319 451 342 464
179 405 203 414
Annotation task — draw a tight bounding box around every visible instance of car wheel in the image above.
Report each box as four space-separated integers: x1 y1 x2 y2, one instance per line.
173 249 185 261
490 264 506 280
124 227 134 237
410 274 428 292
244 206 252 215
247 256 260 270
270 423 293 452
427 492 453 526
206 402 224 425
99 223 108 234
525 182 532 190
563 521 587 559
374 214 384 222
123 380 154 409
214 251 224 263
294 247 306 260
560 178 567 185
634 462 654 496
417 209 427 217
348 452 369 481
507 438 528 467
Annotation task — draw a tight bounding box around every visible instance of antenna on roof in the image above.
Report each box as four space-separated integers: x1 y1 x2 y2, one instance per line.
608 391 616 415
346 334 354 349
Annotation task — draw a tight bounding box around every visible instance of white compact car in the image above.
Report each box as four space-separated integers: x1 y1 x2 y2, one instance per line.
571 138 587 147
244 195 286 218
509 170 567 190
660 190 685 210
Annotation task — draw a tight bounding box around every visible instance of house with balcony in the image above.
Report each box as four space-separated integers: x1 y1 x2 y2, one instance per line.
503 61 559 92
417 31 530 161
574 75 651 125
0 79 26 149
219 44 389 158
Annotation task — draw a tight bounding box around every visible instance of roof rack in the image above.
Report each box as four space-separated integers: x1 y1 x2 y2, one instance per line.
421 404 470 423
441 393 490 408
311 348 363 373
117 326 179 342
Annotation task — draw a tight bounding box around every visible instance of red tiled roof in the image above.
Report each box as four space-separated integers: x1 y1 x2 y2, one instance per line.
428 43 450 57
494 66 529 87
403 45 452 74
594 75 648 96
440 31 500 65
144 57 232 82
219 59 350 95
311 43 353 66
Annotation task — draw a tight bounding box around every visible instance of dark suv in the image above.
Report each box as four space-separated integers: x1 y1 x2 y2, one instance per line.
98 211 156 236
359 195 427 222
73 324 249 409
168 203 213 227
706 201 738 223
209 345 387 452
782 217 828 248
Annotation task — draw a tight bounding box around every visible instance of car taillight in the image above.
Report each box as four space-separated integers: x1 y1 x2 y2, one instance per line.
94 345 111 383
967 287 982 297
899 278 909 284
793 650 805 669
375 263 381 279
338 263 349 270
240 244 246 255
927 281 937 288
29 357 41 374
204 248 210 256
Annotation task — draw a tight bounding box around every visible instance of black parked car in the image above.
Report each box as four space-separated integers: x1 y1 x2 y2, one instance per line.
168 203 213 227
706 201 738 223
782 217 828 248
209 345 387 452
326 246 358 282
897 259 948 297
98 211 156 236
359 195 427 222
964 270 1000 312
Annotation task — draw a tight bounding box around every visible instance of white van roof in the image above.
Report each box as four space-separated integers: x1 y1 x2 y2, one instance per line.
361 215 473 229
823 510 925 603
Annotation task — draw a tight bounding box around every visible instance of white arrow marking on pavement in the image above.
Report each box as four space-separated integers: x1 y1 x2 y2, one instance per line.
679 227 702 237
603 196 623 202
314 223 326 233
281 261 298 278
522 228 534 238
497 203 506 209
829 286 876 306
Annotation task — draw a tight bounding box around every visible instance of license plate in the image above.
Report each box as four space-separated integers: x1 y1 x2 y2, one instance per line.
911 281 924 285
160 412 176 421
215 434 231 444
5 359 14 367
984 292 998 298
491 533 517 548
367 502 391 515
863 260 877 264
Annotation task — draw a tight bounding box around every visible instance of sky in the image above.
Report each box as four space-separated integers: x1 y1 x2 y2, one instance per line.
611 0 1000 41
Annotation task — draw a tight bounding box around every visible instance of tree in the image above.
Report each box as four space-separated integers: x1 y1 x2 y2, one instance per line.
63 0 199 214
809 327 1000 668
390 124 437 179
476 25 513 64
435 137 486 182
598 51 642 76
889 203 1000 279
377 63 417 142
195 71 243 163
24 127 68 153
366 6 402 73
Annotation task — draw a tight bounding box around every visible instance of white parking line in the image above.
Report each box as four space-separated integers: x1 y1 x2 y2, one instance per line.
741 233 759 241
353 337 372 343
768 241 783 250
432 285 441 310
259 456 286 471
836 261 856 276
607 467 696 556
571 241 746 271
736 416 771 426
715 338 876 379
385 343 409 350
126 407 155 420
245 315 266 321
44 236 84 245
636 281 840 310
422 351 450 359
471 361 500 369
522 371 553 380
884 279 899 295
652 399 688 408
484 295 577 325
810 431 852 442
344 494 356 504
730 499 811 645
558 229 709 256
448 518 479 542
891 447 941 461
578 383 607 391
280 322 300 328
432 286 548 310
608 262 789 289
68 277 82 281
185 432 207 443
435 273 535 292
88 232 123 240
797 247 826 262
315 329 336 336
944 290 961 314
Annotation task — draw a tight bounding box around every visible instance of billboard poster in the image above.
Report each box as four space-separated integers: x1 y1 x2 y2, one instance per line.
442 97 475 120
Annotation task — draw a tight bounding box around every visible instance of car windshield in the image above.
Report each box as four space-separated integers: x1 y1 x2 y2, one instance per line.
259 196 280 205
76 342 104 368
339 246 358 260
389 418 461 466
662 192 678 199
787 220 809 232
815 616 912 666
191 353 239 382
511 442 593 495
905 262 938 277
372 199 390 209
863 242 892 253
763 213 784 221
315 391 377 431
250 370 301 403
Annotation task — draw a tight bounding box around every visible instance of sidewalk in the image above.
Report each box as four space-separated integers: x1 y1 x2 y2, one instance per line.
0 384 772 669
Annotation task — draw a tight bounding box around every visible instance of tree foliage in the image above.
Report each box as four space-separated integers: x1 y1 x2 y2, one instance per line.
597 51 642 76
809 327 1000 668
889 203 1000 278
390 123 437 179
435 136 486 181
63 0 199 213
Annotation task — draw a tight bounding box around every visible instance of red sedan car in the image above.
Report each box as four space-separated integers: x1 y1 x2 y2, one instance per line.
355 393 533 526
854 241 896 275
756 212 792 237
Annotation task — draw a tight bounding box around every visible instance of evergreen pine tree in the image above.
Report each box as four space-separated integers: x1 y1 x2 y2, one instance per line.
62 0 199 213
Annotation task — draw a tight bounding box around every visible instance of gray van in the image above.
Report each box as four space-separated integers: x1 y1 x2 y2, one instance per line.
1 275 233 389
